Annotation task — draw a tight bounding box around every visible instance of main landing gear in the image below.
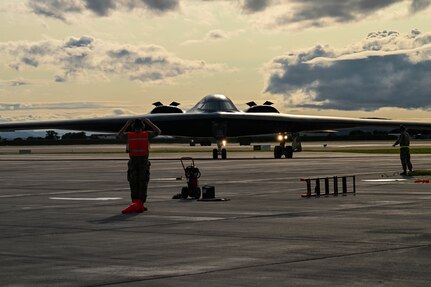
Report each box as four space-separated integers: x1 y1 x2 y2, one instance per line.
212 139 227 159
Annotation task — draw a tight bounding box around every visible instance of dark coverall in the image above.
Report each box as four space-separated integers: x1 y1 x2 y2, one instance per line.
393 130 413 173
127 131 156 202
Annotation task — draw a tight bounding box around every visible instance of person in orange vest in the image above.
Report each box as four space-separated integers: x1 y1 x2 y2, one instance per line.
118 118 161 213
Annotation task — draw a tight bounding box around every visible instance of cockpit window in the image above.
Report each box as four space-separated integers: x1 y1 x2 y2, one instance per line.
190 95 239 112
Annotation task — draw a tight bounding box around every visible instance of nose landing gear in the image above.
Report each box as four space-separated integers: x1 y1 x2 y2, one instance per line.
274 133 294 159
212 139 227 159
274 145 293 159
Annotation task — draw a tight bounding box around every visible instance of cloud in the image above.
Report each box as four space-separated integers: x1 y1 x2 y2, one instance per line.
84 0 116 16
181 29 230 46
207 29 229 40
0 102 106 111
0 36 219 83
264 30 431 111
240 0 273 13
236 0 431 30
24 1 431 29
411 0 431 13
111 108 136 116
142 0 179 12
28 0 84 21
0 80 29 87
64 35 94 48
0 104 137 123
27 0 180 21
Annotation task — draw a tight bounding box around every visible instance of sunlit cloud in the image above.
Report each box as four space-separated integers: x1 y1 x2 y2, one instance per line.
265 30 431 111
0 36 220 84
238 0 431 30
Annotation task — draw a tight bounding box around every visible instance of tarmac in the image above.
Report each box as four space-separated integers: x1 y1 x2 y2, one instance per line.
0 143 431 286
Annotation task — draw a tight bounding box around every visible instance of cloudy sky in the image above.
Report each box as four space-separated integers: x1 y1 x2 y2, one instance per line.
1 0 431 122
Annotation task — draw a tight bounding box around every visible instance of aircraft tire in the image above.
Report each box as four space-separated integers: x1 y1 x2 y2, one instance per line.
181 187 189 199
192 187 201 199
274 146 282 158
284 146 293 159
212 149 218 159
221 148 227 159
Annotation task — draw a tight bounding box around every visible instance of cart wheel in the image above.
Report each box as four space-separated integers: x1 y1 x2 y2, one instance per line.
191 187 201 199
181 186 189 199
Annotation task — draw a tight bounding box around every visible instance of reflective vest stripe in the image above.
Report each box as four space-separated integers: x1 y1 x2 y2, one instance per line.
128 132 149 156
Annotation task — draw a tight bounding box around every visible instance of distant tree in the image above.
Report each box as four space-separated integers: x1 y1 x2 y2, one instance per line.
349 130 369 136
27 136 43 140
372 130 388 136
61 132 87 140
45 130 59 140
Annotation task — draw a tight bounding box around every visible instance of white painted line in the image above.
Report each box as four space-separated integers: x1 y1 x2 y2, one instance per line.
144 215 225 221
0 188 128 198
151 177 183 181
49 197 123 201
362 179 407 182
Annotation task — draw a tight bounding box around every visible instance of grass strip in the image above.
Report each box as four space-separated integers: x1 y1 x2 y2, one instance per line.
307 148 431 154
409 170 431 176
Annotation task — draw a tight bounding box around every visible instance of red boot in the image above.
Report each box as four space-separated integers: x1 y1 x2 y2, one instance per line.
135 200 145 213
135 200 148 212
121 199 139 214
122 199 146 214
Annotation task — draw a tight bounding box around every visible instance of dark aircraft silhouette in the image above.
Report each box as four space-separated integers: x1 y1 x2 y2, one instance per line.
1 94 431 159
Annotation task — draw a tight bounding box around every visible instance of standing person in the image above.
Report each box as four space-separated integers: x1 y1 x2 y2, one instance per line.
118 118 161 213
392 125 413 176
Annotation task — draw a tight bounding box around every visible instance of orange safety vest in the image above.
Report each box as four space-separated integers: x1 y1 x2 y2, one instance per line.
127 131 149 157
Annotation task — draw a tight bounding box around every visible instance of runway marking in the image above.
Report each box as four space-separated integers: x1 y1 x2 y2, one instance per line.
0 188 127 199
362 179 407 182
49 197 123 201
144 215 225 221
151 177 183 181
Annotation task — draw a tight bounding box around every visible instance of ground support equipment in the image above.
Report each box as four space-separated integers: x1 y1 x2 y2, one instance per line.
301 176 356 198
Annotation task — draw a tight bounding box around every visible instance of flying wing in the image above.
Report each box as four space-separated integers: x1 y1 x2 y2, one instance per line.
1 111 430 135
2 94 431 159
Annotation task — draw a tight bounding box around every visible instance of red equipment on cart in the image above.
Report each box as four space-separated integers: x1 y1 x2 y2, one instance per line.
180 157 201 199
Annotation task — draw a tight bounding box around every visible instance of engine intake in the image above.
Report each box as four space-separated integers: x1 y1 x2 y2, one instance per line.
244 101 279 113
150 101 184 114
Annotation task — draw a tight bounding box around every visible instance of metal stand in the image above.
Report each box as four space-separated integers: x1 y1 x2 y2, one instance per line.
301 176 356 198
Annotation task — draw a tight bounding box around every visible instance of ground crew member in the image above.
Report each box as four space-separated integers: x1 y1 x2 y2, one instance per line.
118 118 161 213
392 125 413 176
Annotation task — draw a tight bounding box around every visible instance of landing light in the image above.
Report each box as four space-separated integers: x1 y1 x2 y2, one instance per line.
277 134 288 141
222 140 227 146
